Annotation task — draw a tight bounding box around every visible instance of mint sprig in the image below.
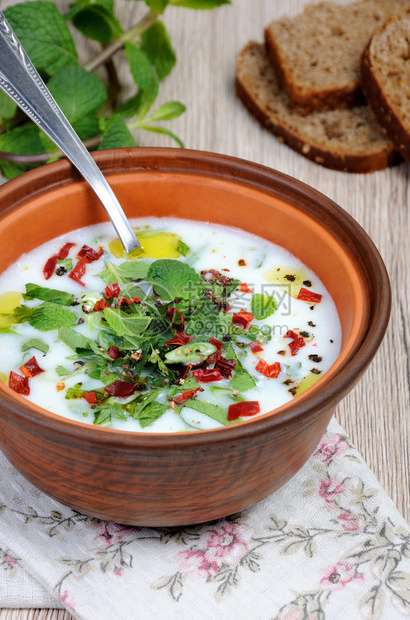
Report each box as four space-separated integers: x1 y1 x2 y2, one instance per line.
0 0 230 178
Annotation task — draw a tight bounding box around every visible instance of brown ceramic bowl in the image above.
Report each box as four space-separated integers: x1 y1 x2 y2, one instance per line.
0 148 390 526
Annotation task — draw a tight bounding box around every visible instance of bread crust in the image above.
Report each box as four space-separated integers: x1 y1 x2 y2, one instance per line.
360 11 410 163
236 42 401 173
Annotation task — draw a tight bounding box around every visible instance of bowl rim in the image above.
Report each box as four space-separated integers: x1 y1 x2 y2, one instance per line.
0 147 391 447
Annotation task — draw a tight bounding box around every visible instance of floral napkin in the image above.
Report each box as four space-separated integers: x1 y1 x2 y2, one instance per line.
0 416 409 620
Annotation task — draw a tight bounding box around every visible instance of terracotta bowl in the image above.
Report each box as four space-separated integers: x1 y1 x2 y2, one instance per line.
0 148 390 526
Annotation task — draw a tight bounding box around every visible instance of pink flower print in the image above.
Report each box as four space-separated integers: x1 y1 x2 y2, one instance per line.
3 554 17 567
313 433 349 462
59 590 76 612
176 549 219 578
204 522 254 565
276 604 305 620
319 476 346 504
337 512 361 532
94 522 137 547
320 562 363 591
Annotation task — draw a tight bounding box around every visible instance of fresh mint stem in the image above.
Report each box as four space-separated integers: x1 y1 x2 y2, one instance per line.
84 11 159 72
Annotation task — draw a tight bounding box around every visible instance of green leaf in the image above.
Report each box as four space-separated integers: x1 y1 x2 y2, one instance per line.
29 302 77 331
0 327 16 334
251 294 277 320
226 344 256 392
150 101 186 121
21 338 49 355
56 365 70 376
143 0 170 14
4 2 78 76
170 0 230 7
0 125 45 156
8 305 35 324
57 258 74 272
0 160 27 180
98 116 137 150
116 93 145 119
125 42 158 92
48 66 107 124
98 260 150 284
147 259 201 301
66 1 122 44
138 401 168 427
186 297 232 340
128 390 160 418
184 399 240 425
24 283 74 306
73 115 100 141
58 326 94 352
103 307 152 337
0 90 17 123
141 21 176 81
176 240 190 256
140 125 184 148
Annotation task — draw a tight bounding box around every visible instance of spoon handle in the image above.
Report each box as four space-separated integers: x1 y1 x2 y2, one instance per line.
0 11 140 253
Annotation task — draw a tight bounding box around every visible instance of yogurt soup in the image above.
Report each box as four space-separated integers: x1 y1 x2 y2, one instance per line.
0 217 342 432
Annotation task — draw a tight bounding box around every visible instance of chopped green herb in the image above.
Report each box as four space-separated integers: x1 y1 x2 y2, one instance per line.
21 338 49 354
251 293 277 320
24 283 74 306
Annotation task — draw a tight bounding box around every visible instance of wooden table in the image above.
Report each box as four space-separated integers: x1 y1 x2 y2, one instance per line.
0 0 408 617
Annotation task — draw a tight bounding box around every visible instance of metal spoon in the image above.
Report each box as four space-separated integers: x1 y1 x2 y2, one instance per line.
0 11 140 253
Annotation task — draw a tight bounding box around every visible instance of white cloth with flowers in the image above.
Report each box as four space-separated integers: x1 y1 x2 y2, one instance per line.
0 417 409 619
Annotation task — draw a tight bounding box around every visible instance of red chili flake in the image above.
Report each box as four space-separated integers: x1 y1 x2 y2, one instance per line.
94 299 110 311
68 256 87 286
19 356 45 378
239 282 252 294
222 268 230 272
249 341 264 354
284 330 299 340
83 391 98 405
171 387 201 405
165 333 194 346
215 356 236 379
192 368 225 383
255 359 281 378
107 346 122 361
206 350 221 365
232 308 254 329
227 401 260 421
289 338 305 356
105 283 121 299
57 242 76 259
9 371 30 395
209 337 224 350
297 288 322 304
77 245 104 263
118 296 140 306
104 380 137 397
43 255 58 280
166 307 177 321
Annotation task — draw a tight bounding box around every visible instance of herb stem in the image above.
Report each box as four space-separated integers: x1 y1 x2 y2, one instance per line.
84 11 158 72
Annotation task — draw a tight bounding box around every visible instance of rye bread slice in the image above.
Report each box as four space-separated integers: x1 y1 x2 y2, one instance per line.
235 42 401 173
361 9 410 162
264 0 410 114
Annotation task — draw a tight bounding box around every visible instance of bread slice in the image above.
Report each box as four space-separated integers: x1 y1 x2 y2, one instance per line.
361 9 410 162
264 0 410 114
235 42 401 173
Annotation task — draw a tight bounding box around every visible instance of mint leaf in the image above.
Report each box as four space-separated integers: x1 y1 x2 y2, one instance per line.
147 259 201 301
98 116 136 150
4 2 78 76
141 21 176 81
140 125 184 148
0 90 16 123
67 1 122 44
103 307 152 337
58 326 94 352
128 390 160 418
29 302 77 331
24 283 74 306
150 101 186 122
125 43 158 118
170 0 230 7
48 66 106 124
73 115 100 141
251 294 277 320
8 305 34 324
98 261 150 285
0 125 45 156
143 0 170 14
56 365 70 376
138 401 167 427
186 298 232 340
0 161 27 180
21 338 49 354
116 93 144 119
226 344 256 392
184 399 241 425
